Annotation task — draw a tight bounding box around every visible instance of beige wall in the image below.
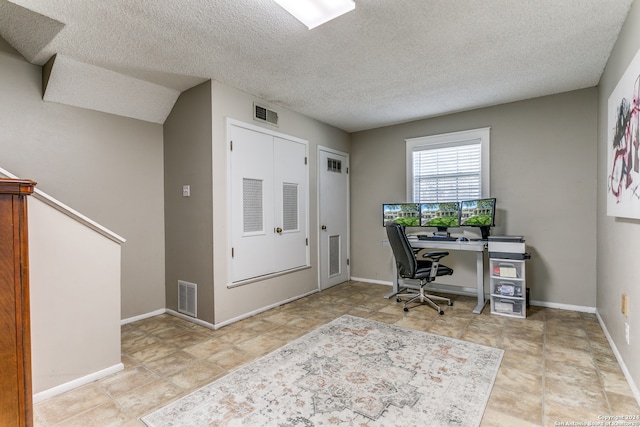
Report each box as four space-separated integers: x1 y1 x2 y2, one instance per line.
597 0 640 395
350 88 598 307
163 80 350 326
8 4 638 397
164 81 214 323
0 37 166 320
210 81 350 325
29 198 121 395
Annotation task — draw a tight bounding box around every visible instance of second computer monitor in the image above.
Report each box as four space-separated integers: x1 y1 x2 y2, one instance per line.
420 202 460 230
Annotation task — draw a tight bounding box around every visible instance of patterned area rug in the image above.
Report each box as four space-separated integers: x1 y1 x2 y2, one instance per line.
141 315 503 427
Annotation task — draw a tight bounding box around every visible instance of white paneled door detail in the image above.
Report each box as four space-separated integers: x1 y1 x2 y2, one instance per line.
318 147 349 290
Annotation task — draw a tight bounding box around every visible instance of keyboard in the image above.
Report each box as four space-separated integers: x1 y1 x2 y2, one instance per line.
417 235 458 241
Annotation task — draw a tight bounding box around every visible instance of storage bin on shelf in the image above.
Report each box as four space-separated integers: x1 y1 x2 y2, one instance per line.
490 259 523 279
493 281 523 298
492 298 525 317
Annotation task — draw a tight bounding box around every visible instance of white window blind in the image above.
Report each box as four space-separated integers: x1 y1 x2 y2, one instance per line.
412 141 481 202
406 128 490 203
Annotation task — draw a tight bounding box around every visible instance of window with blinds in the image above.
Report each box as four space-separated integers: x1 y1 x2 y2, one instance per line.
406 128 490 203
412 141 481 202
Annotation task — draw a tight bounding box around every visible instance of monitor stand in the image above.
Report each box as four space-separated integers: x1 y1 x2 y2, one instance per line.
434 227 449 238
480 226 490 240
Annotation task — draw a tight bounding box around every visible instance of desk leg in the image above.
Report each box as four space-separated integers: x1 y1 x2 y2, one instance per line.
472 251 486 314
385 260 399 299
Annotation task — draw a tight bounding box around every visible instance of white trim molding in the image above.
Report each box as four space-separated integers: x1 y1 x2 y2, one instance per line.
121 308 167 325
350 277 393 287
33 363 124 403
596 310 640 405
405 127 491 201
0 166 126 244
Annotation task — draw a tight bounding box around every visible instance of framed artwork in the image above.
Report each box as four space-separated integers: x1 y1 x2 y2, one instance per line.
607 48 640 219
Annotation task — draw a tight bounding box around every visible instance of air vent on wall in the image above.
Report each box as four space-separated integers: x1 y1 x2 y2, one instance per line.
254 103 278 126
178 280 197 318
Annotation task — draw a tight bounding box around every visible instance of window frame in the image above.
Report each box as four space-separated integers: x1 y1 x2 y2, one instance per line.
405 127 491 202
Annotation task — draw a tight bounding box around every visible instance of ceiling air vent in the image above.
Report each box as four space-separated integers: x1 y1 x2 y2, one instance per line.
254 103 278 126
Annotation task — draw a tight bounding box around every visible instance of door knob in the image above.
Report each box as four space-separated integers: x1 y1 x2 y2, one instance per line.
321 225 327 230
275 227 283 233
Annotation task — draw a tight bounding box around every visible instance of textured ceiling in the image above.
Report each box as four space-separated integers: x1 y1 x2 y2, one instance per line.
1 0 635 131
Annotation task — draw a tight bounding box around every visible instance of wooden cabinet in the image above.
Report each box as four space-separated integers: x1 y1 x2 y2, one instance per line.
0 178 36 427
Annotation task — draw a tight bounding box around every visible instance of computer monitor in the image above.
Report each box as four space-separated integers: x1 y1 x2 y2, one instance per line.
382 203 420 227
419 202 460 231
459 198 496 239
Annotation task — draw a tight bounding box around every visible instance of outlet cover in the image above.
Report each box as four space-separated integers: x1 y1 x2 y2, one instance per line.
625 322 630 345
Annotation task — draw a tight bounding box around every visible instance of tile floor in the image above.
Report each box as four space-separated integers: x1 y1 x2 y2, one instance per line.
33 281 640 426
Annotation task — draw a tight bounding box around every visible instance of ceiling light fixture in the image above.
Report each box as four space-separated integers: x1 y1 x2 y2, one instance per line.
273 0 355 30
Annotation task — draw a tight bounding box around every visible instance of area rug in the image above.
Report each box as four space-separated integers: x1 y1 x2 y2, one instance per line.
141 314 503 427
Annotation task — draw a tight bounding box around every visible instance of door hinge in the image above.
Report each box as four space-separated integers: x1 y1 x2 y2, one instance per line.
306 238 308 246
346 258 350 266
231 247 234 258
304 156 307 165
230 141 233 151
346 167 349 174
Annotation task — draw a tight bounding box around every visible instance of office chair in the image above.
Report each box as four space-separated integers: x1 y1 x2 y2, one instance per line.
386 223 454 314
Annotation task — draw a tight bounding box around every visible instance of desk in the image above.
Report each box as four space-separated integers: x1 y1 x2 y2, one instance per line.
385 238 488 314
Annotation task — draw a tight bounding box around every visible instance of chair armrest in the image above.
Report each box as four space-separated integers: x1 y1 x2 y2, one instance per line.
422 251 449 261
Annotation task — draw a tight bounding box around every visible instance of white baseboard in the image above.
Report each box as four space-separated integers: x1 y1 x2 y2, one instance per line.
165 289 320 330
351 278 600 313
121 308 166 325
528 300 596 313
34 309 164 403
596 311 640 406
33 363 124 403
212 289 319 329
166 309 217 330
350 277 393 286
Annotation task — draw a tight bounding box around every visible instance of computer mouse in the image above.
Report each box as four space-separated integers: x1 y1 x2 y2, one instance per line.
457 237 469 242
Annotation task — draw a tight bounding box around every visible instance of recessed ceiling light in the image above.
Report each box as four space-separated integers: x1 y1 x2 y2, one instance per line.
273 0 355 30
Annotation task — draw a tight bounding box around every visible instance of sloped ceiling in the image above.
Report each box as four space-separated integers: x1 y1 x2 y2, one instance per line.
0 0 62 64
1 0 635 131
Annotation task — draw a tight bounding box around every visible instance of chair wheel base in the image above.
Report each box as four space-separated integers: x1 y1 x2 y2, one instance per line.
397 297 402 303
447 301 454 306
439 310 444 315
403 307 409 312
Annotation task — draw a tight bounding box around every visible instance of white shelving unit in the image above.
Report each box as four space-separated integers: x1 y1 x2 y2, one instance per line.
489 258 526 318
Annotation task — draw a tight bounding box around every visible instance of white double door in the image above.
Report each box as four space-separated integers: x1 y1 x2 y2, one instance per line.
229 123 308 283
318 147 350 290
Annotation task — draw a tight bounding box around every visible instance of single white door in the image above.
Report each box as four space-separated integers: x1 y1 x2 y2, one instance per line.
273 136 308 272
229 124 275 282
318 147 349 290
